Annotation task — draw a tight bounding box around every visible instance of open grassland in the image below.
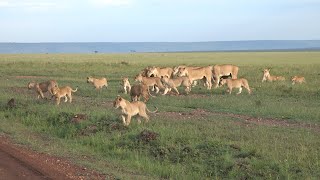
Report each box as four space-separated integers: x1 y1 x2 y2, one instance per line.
0 52 320 179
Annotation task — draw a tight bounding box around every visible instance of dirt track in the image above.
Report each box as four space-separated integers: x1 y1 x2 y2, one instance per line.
0 136 108 180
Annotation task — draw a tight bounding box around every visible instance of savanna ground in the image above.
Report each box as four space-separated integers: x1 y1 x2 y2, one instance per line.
0 52 320 179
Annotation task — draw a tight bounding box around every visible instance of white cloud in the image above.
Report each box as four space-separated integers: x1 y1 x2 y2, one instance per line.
0 0 71 12
0 1 9 7
0 0 56 8
89 0 133 7
0 0 134 9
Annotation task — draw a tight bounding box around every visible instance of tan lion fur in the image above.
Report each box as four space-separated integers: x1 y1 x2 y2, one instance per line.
52 86 78 105
177 66 213 89
121 77 131 94
130 83 155 102
160 76 192 95
173 66 198 76
140 67 152 77
135 73 165 93
173 66 201 86
113 96 158 126
212 65 239 88
87 76 108 90
291 76 306 85
147 66 173 78
262 69 285 82
220 78 251 95
27 80 58 99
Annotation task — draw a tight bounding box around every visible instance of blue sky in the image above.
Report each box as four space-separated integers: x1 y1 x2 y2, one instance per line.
0 0 319 42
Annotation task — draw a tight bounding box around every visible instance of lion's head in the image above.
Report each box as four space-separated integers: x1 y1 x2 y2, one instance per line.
87 76 94 83
113 95 124 109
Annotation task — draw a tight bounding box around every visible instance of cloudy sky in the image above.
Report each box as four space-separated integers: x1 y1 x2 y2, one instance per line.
0 0 319 42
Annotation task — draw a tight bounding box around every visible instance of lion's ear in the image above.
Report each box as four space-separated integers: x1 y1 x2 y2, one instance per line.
116 95 122 100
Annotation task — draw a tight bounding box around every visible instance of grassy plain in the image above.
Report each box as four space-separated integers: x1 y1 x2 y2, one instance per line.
0 52 320 179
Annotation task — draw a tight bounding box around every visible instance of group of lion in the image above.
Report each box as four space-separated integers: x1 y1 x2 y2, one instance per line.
122 65 245 97
26 64 306 126
27 76 108 105
262 68 306 85
126 65 306 97
112 64 244 126
27 80 78 105
115 65 306 126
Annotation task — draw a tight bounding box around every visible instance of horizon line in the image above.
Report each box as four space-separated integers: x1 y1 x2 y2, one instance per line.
1 39 320 43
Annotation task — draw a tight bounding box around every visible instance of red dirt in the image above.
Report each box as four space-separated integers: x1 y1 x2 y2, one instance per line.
0 135 111 180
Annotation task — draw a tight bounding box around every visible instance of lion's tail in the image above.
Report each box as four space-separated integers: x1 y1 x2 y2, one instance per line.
72 87 78 92
146 106 158 113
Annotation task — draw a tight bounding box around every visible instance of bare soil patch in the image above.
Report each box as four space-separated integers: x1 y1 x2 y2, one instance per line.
0 135 111 180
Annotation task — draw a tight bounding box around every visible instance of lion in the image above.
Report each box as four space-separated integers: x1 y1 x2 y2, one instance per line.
160 76 192 95
121 77 131 94
52 86 78 105
212 65 239 88
140 67 152 77
130 83 155 102
27 80 58 99
172 66 200 76
113 96 158 126
262 69 285 82
291 76 306 85
177 66 213 89
87 76 108 90
217 73 233 86
219 78 251 95
173 66 201 86
135 73 165 93
147 66 173 78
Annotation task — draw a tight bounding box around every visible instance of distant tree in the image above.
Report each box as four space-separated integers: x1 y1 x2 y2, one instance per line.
94 50 98 54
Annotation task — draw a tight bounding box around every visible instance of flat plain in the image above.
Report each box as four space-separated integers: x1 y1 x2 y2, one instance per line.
0 52 319 179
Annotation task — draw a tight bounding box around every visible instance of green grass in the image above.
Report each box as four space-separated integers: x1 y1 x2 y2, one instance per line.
0 52 320 179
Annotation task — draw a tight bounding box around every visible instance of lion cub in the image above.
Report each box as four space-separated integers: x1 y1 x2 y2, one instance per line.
113 96 158 126
220 78 251 95
135 73 165 93
121 77 131 94
130 83 155 102
28 80 58 99
52 86 78 105
262 69 285 82
291 76 306 85
160 76 192 95
87 76 108 90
